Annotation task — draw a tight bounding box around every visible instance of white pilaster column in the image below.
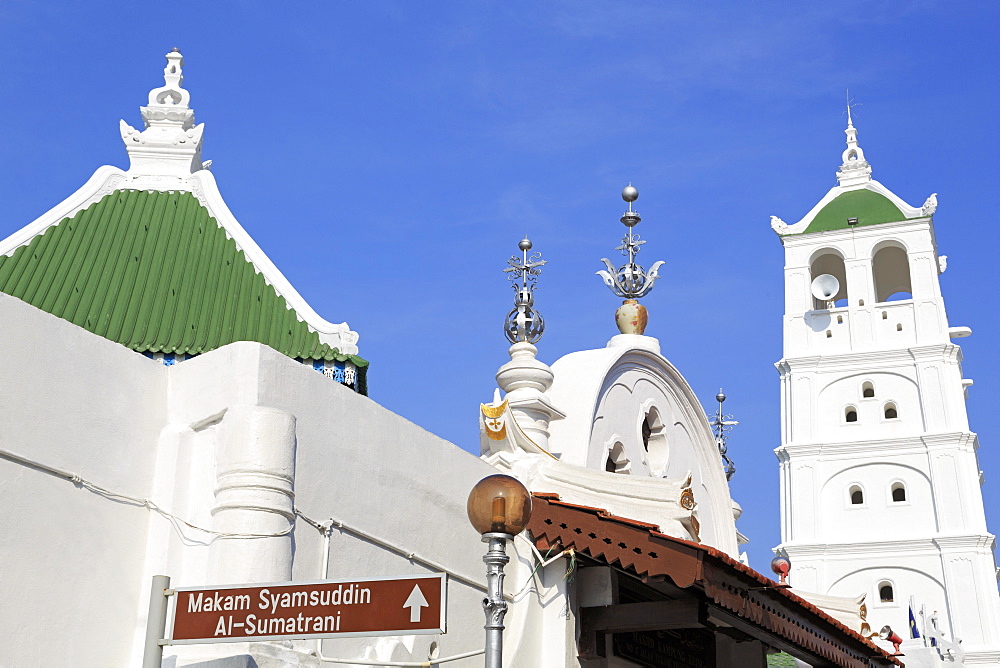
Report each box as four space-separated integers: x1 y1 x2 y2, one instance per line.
847 259 873 349
209 405 297 584
852 258 874 303
496 342 563 451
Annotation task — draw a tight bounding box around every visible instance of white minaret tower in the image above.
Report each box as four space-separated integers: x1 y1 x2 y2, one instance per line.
770 108 1000 666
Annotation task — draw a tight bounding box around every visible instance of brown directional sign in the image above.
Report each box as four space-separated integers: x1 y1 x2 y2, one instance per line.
168 574 446 644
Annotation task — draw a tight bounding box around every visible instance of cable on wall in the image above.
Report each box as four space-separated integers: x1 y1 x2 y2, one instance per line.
0 447 293 542
4 446 578 666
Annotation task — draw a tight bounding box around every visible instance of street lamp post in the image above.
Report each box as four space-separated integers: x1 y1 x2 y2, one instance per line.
467 474 532 668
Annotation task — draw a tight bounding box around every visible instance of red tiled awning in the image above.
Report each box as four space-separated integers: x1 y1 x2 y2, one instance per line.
527 492 902 668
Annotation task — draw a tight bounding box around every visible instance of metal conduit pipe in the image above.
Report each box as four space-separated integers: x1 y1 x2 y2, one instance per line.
316 648 485 666
0 446 79 481
299 511 487 594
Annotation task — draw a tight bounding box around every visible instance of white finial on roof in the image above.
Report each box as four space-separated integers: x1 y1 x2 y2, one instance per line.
143 47 192 126
119 49 207 178
837 90 872 187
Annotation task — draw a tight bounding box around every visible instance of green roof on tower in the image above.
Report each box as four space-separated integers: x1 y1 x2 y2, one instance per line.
770 106 937 238
803 189 919 234
0 49 367 393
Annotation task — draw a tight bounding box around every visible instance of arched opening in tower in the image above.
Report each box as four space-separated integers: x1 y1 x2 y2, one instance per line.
872 245 913 302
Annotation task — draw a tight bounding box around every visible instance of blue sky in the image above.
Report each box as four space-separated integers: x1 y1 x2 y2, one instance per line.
2 2 997 575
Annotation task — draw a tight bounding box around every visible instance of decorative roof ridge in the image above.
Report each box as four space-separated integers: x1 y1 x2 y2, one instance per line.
186 170 358 353
0 168 359 355
0 165 126 258
770 179 928 236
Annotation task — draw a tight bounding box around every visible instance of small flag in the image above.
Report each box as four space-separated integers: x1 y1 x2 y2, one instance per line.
909 605 921 639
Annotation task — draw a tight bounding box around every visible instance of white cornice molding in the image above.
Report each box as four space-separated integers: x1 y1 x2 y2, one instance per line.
486 453 704 546
781 540 940 557
779 533 996 556
778 207 931 242
777 430 979 456
933 534 996 551
910 344 963 363
781 344 961 370
782 220 935 251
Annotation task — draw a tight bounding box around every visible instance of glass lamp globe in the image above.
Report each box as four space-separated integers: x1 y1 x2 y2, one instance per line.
467 474 532 536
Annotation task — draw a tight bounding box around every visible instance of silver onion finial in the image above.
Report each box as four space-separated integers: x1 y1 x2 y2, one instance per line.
708 388 737 481
596 184 664 299
503 236 546 344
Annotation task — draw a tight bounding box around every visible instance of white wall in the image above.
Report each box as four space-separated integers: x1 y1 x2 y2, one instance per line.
775 214 1000 660
815 370 923 442
0 294 547 667
0 293 167 667
547 343 740 557
158 345 542 666
216 344 503 665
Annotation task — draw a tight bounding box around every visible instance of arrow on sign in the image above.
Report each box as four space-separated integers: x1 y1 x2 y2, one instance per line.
403 584 429 622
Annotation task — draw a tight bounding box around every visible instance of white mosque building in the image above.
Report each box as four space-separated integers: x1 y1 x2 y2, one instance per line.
770 111 1000 665
0 49 993 667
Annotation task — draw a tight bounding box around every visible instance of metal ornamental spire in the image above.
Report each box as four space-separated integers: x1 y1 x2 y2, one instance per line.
707 389 737 480
502 236 546 344
597 185 664 300
493 236 564 452
596 185 664 335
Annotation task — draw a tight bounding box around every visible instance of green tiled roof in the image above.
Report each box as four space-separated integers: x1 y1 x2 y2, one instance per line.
0 189 368 376
803 189 915 234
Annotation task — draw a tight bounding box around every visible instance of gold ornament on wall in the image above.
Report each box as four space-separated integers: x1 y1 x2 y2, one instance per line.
482 400 509 441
